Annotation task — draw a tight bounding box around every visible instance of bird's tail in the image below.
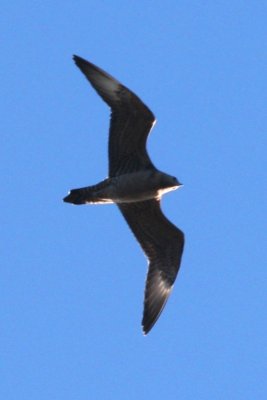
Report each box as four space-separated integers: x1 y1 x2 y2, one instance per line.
63 179 113 205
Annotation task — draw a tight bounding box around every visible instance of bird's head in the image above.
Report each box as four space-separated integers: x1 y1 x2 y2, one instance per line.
161 173 182 190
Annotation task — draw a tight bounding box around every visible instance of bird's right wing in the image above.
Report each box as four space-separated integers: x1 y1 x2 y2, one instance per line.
73 55 156 177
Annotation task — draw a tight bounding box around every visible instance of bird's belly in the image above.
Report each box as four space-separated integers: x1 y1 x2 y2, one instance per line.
91 171 177 203
109 172 160 203
113 189 158 203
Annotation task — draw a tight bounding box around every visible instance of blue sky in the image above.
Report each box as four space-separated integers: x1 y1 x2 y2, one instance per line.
1 1 267 399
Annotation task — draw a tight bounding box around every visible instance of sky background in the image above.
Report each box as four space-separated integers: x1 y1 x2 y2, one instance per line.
1 1 267 399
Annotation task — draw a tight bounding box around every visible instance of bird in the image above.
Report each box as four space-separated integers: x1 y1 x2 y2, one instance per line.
64 55 185 334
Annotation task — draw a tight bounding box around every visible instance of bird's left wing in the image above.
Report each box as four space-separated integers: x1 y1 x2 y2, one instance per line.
118 199 184 334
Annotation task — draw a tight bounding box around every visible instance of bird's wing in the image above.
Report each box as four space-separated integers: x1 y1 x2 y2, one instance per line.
73 55 156 177
118 199 184 334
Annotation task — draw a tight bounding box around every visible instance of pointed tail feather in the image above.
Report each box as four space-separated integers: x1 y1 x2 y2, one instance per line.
63 180 114 205
63 188 92 205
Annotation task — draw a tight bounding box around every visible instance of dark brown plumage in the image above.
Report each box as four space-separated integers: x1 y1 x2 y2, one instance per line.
64 55 185 334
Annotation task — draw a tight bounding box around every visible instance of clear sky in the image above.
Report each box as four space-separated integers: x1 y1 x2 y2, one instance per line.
1 1 267 399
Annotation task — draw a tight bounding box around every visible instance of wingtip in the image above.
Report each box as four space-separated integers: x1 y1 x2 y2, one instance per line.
73 54 93 70
141 270 174 335
141 315 158 335
142 324 151 336
142 303 158 335
73 54 84 66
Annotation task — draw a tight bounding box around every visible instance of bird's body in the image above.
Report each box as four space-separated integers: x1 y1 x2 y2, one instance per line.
65 170 179 205
64 55 185 334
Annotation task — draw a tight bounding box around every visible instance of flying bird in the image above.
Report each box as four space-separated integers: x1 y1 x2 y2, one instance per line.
64 55 185 334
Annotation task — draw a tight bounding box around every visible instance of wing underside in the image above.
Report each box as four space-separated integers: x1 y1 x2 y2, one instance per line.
118 199 184 334
73 55 156 177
